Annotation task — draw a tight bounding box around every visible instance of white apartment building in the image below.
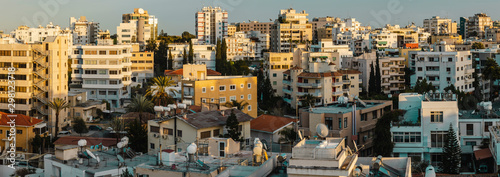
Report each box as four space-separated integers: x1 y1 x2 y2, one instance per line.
331 18 371 51
310 39 352 68
195 6 228 45
13 23 64 44
423 16 457 34
168 40 216 70
225 31 260 61
412 43 474 92
392 93 459 167
69 45 133 109
69 16 100 45
459 106 500 153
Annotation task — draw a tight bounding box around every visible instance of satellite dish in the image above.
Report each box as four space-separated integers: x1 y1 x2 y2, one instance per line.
78 139 87 147
77 96 82 101
121 136 129 143
138 8 145 14
316 123 329 138
117 142 124 149
298 130 303 140
154 106 164 112
425 165 436 177
86 149 97 160
187 143 197 154
168 104 177 109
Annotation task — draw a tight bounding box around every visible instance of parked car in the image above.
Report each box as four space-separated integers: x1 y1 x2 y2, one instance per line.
88 125 103 131
58 131 71 135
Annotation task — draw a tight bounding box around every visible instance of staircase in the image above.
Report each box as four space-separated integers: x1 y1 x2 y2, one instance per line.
31 47 49 116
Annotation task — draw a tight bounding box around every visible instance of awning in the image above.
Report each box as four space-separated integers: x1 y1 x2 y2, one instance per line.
34 123 46 128
474 148 493 160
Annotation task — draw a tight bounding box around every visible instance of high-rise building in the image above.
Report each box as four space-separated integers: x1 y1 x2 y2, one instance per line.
270 8 312 53
227 24 236 37
195 7 228 45
460 13 493 39
0 35 71 134
118 8 157 45
13 23 64 44
69 16 100 45
69 45 133 109
423 16 457 35
225 31 269 61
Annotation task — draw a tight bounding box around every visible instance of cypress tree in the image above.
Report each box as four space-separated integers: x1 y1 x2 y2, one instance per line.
369 61 376 94
216 39 222 73
375 56 381 94
182 48 187 64
440 124 461 174
225 110 241 141
167 48 173 70
188 40 194 64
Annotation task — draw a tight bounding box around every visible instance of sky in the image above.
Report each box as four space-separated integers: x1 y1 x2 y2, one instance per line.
1 0 499 35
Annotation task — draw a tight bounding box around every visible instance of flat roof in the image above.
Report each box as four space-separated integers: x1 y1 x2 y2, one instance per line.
459 101 500 119
305 101 389 114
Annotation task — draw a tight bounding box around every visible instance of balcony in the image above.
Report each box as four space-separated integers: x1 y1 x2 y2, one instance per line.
184 92 194 99
297 92 322 97
343 80 351 84
333 91 344 95
465 68 474 74
283 88 292 95
283 98 292 103
333 82 343 86
297 82 322 88
283 80 291 85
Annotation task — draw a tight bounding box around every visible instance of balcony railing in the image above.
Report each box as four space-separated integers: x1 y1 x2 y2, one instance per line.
283 80 291 85
297 92 322 97
297 82 322 88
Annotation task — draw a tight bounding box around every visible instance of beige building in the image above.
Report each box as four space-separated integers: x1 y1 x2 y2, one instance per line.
68 91 107 122
227 24 237 37
350 53 406 94
179 64 257 117
70 16 100 45
238 21 274 34
264 52 294 96
0 35 71 134
131 44 154 83
270 8 312 53
118 8 158 45
147 109 252 153
423 16 457 34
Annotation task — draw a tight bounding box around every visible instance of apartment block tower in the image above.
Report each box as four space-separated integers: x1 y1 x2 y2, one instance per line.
270 8 312 53
195 7 228 44
70 16 100 45
118 8 157 45
0 35 71 134
423 16 457 35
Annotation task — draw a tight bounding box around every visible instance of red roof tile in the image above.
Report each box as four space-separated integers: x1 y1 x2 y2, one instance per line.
206 69 222 76
0 112 43 127
474 148 493 160
251 115 298 133
54 136 118 147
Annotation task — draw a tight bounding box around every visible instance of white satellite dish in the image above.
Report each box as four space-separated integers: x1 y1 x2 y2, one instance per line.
76 96 82 101
78 139 87 147
138 8 145 14
168 104 177 109
121 136 129 143
117 142 125 149
187 143 197 154
316 123 329 138
253 138 260 145
86 149 97 160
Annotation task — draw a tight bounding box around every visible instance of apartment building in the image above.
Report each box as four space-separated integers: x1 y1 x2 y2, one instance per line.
411 43 474 92
225 31 261 61
13 23 64 43
288 138 411 177
0 35 71 134
459 103 500 153
227 24 236 37
470 46 500 100
489 125 500 172
352 53 406 94
310 39 352 68
131 44 154 83
264 52 294 96
310 16 340 43
180 64 257 117
0 112 47 153
117 8 156 45
423 16 457 34
270 8 312 53
298 99 392 157
67 91 107 122
331 18 371 51
238 21 273 34
69 16 99 45
460 13 493 39
168 40 216 70
69 45 133 109
195 6 228 45
282 61 361 109
392 93 458 167
147 109 252 153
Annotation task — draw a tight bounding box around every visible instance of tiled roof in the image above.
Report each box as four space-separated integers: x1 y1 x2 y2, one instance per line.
0 112 43 127
251 115 297 133
175 109 253 129
283 70 291 75
54 136 118 147
120 112 156 124
165 69 222 76
289 66 303 70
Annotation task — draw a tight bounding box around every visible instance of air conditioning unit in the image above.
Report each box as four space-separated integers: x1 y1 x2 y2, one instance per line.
153 134 158 138
162 135 168 139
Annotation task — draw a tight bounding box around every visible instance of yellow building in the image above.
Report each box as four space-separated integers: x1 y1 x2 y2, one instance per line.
180 64 257 117
228 25 237 37
0 35 71 134
264 52 294 96
131 49 154 83
429 34 463 45
0 112 47 152
399 48 422 66
271 8 313 52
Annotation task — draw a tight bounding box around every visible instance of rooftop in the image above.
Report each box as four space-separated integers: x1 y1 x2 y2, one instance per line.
75 100 105 108
0 112 43 127
251 114 298 133
54 136 118 147
164 68 222 76
305 101 390 114
153 109 253 129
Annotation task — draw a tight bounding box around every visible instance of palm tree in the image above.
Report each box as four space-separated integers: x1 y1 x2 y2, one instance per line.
146 76 177 106
224 100 249 110
48 98 70 137
482 58 500 101
300 94 316 108
127 95 154 123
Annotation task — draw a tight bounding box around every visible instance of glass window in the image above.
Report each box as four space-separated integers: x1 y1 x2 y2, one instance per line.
431 131 447 147
430 111 443 122
219 86 225 91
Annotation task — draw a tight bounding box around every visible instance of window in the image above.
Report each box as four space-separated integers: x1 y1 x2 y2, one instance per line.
240 95 244 99
466 124 473 135
372 111 378 119
213 129 220 137
431 131 447 147
361 114 367 121
99 91 106 95
408 153 422 162
393 132 421 143
99 70 107 75
431 153 443 166
485 122 493 132
16 130 22 134
248 105 252 111
339 118 342 129
430 111 443 122
163 128 173 135
211 86 214 91
325 117 333 130
150 143 155 149
273 73 277 77
201 131 211 139
230 96 236 101
230 85 236 90
248 94 251 100
466 141 477 146
150 126 160 133
220 97 226 103
247 83 251 89
202 87 206 93
177 130 182 137
240 84 244 88
220 86 226 91
344 117 348 128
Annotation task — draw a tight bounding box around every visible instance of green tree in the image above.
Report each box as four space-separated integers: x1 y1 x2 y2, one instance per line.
182 48 188 64
375 56 382 94
224 100 249 110
10 168 35 177
482 58 500 101
188 40 194 64
225 110 241 141
278 127 297 145
146 39 157 52
369 61 376 95
181 31 195 42
48 98 70 137
108 117 126 142
31 134 43 153
126 95 154 123
155 40 168 76
413 78 435 94
404 67 414 90
73 117 89 136
373 110 405 157
440 124 461 174
471 42 485 49
127 119 148 153
300 94 316 108
146 76 177 106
